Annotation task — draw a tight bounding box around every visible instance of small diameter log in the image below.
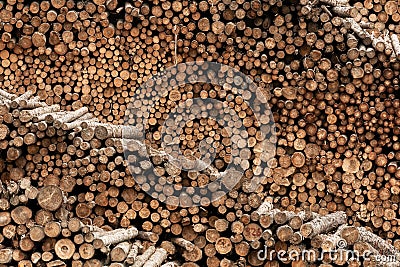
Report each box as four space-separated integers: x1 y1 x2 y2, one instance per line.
359 21 374 29
182 246 202 262
320 234 343 251
138 231 159 243
143 248 168 267
94 227 139 246
300 211 347 238
289 211 319 230
82 223 105 233
171 238 195 251
111 241 132 262
290 232 304 245
132 246 156 267
320 225 348 252
301 0 317 15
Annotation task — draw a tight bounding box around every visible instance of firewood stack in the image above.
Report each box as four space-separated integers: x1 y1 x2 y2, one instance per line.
0 0 400 266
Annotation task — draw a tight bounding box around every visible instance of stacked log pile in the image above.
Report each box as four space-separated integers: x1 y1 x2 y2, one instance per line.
0 0 399 266
0 91 399 266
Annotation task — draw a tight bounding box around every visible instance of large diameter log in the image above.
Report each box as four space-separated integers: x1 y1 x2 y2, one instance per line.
0 249 12 264
7 147 22 161
37 185 63 211
277 225 294 242
54 239 75 260
182 246 202 262
300 211 347 238
11 206 32 224
110 241 131 262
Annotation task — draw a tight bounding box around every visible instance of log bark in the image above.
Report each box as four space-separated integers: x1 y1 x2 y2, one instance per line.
300 211 347 238
94 227 139 246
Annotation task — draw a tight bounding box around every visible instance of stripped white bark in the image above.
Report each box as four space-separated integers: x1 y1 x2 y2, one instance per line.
142 248 168 267
62 113 98 130
20 105 61 122
92 123 143 139
255 200 274 215
131 246 156 267
300 211 347 238
331 6 356 17
320 0 348 6
94 227 139 246
20 96 47 109
160 262 179 267
0 89 15 100
356 227 400 257
54 107 89 128
125 240 142 265
342 18 368 41
359 21 374 29
81 222 104 233
391 34 400 59
369 34 386 52
110 241 132 262
10 90 33 108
